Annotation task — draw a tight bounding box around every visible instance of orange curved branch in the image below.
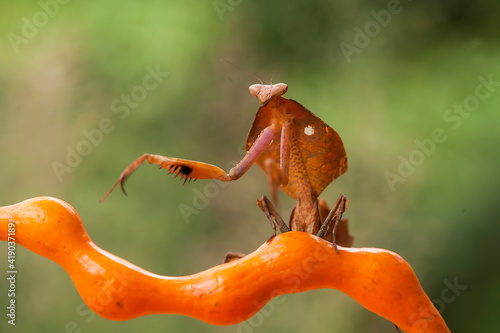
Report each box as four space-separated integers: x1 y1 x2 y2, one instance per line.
0 197 449 332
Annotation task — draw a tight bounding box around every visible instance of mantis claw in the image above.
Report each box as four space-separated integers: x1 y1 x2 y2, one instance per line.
100 154 229 202
119 178 128 196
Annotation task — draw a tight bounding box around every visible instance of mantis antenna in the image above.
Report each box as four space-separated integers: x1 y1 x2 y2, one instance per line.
219 58 263 84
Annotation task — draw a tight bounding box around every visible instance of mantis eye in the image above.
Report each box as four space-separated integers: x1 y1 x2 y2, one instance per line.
249 84 262 98
273 83 288 96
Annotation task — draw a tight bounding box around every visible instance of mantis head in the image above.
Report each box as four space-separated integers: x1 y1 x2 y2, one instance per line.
249 83 288 105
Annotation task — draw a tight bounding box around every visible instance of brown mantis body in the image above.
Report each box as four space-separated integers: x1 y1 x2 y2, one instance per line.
101 83 352 250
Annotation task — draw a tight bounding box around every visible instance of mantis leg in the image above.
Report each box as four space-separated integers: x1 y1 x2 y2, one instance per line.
316 194 349 253
317 198 353 247
223 192 287 264
227 124 275 180
257 195 289 236
99 155 228 202
259 119 293 206
222 251 246 263
263 158 287 207
100 125 276 202
279 118 293 178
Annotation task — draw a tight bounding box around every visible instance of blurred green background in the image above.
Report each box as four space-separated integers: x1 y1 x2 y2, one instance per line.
1 0 499 332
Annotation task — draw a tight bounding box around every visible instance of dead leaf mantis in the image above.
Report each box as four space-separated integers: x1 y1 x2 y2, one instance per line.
101 83 352 251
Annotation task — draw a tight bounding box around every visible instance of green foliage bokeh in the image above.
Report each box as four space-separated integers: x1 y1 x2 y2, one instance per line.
1 1 498 332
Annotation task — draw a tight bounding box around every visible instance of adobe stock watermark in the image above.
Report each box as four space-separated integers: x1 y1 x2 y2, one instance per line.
408 277 468 329
213 0 243 21
234 244 332 333
50 266 134 333
6 220 18 326
7 0 73 54
385 73 499 192
431 277 468 314
178 141 247 224
52 65 170 182
234 295 286 333
340 0 407 64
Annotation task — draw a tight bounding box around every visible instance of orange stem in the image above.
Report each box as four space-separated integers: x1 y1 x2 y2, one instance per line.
0 197 449 332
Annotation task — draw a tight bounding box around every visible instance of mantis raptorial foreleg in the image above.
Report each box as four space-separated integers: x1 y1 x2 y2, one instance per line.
100 125 276 202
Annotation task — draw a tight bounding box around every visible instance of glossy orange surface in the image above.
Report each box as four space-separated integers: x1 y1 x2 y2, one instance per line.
0 197 449 332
